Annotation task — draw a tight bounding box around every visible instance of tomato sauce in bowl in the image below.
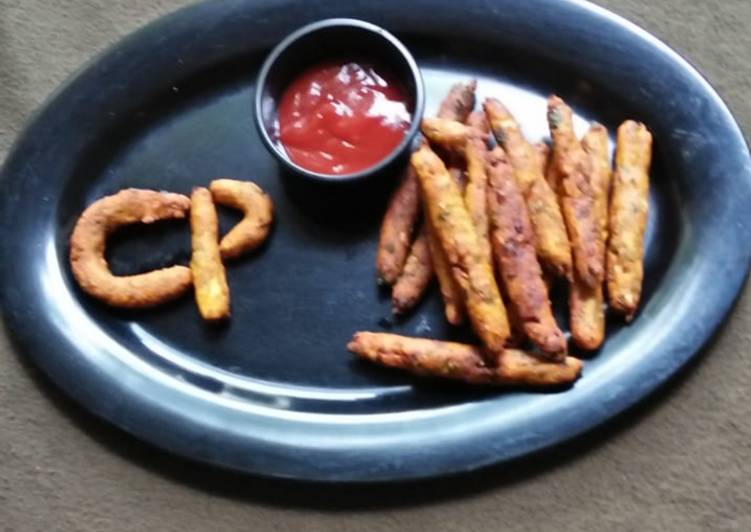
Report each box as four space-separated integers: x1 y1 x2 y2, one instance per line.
277 61 412 176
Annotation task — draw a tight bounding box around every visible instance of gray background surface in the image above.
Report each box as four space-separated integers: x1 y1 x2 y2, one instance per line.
1 1 749 530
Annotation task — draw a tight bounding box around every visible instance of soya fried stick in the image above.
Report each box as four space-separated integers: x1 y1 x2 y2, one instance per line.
348 332 582 387
392 224 434 315
438 80 477 123
209 179 273 260
607 120 652 320
376 165 421 285
424 80 478 323
69 189 192 308
425 217 465 325
466 110 490 134
569 124 611 350
411 143 509 354
421 117 473 153
547 95 603 287
190 187 230 321
464 134 493 265
486 147 566 359
484 98 572 279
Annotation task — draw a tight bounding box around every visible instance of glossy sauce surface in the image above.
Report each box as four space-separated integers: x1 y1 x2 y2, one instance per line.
277 61 411 175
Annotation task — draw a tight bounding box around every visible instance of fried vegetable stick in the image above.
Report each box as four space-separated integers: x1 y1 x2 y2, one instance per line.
421 117 473 153
426 80 478 322
375 165 421 285
607 120 652 320
69 189 192 308
484 98 572 279
437 80 477 123
547 95 603 287
411 144 510 353
392 225 433 315
569 125 611 350
466 110 490 134
190 187 230 321
209 179 273 260
464 134 493 264
425 218 465 325
486 148 566 359
348 332 582 387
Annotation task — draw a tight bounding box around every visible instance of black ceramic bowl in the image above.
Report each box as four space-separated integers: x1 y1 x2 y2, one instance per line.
254 18 425 184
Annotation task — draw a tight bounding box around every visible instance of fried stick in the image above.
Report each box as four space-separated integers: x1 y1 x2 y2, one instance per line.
607 120 652 320
486 147 566 358
392 224 433 315
348 332 582 387
69 189 192 308
375 165 421 285
190 187 230 321
484 98 572 279
411 144 509 353
569 124 611 350
547 95 603 287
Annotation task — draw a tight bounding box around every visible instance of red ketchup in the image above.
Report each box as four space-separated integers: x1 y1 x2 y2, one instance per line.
277 61 411 175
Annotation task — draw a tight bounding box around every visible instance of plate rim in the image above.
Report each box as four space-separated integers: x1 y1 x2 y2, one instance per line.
1 0 750 482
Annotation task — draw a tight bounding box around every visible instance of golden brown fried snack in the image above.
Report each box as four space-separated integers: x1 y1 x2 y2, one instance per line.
465 110 490 134
486 148 566 359
348 332 582 387
569 124 611 350
208 179 273 260
425 218 465 325
411 144 509 353
69 189 192 308
484 98 572 279
581 124 612 246
464 134 493 264
421 117 474 153
547 95 603 287
376 165 421 285
392 225 434 315
607 120 652 320
437 80 477 123
190 187 230 321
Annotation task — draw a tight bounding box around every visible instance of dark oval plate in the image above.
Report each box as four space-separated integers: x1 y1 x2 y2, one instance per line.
1 0 750 482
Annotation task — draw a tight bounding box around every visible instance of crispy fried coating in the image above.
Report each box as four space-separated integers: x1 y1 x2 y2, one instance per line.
569 124 611 349
421 117 474 153
392 225 434 315
547 95 603 287
425 217 465 325
348 332 582 387
190 187 230 321
426 81 478 322
69 189 192 308
208 179 273 260
464 134 493 264
465 110 490 134
376 165 421 285
607 120 652 320
484 98 572 279
485 148 566 358
437 80 477 123
411 144 509 353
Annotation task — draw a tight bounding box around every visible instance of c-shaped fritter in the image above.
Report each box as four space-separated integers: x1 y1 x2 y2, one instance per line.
69 189 192 308
208 179 273 260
